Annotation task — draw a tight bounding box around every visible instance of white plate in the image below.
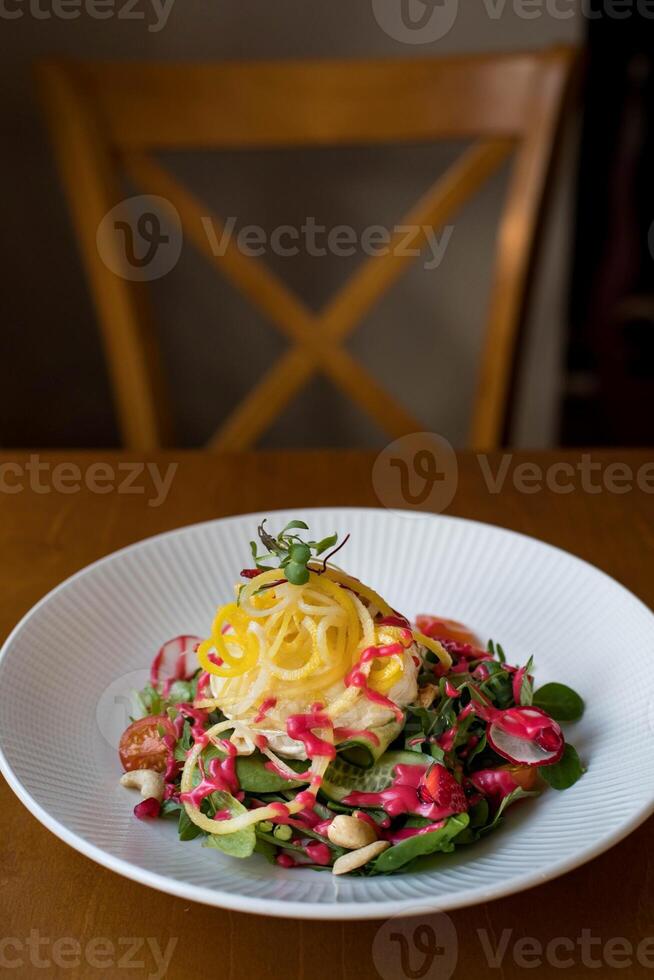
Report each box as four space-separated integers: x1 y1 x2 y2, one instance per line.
1 508 653 920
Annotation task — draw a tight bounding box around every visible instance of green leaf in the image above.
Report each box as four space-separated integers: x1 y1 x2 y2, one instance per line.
466 731 487 764
487 639 505 664
202 792 256 858
481 786 540 835
533 683 585 722
371 814 470 874
313 533 338 555
167 679 195 703
518 658 534 706
136 684 162 717
178 807 203 841
236 753 306 793
160 798 182 818
253 836 277 863
541 744 585 790
281 519 309 533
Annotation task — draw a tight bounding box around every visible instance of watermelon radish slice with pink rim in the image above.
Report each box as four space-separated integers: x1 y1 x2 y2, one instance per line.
150 635 203 692
487 706 564 767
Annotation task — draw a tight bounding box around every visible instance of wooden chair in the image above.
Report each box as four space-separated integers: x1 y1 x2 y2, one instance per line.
37 50 576 451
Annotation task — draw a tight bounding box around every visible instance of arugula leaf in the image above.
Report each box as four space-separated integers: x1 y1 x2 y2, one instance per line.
487 639 506 664
465 732 487 765
479 667 514 709
371 814 470 874
541 744 585 790
533 683 585 722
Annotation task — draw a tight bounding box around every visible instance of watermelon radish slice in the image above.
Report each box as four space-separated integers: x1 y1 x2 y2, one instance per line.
150 635 203 693
487 706 564 767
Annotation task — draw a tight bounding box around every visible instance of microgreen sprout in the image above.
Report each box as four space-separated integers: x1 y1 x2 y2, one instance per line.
249 519 343 586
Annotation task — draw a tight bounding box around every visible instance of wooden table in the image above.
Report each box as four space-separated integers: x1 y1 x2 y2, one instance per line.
1 450 653 980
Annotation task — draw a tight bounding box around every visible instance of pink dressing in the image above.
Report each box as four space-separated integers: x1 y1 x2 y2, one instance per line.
444 680 459 698
385 821 446 843
435 700 475 752
344 762 461 820
196 672 211 698
469 768 519 806
344 644 405 723
268 802 291 820
286 710 336 760
175 703 211 748
179 741 241 808
253 697 277 724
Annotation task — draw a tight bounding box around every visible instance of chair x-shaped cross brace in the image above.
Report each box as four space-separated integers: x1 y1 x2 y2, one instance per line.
124 139 512 449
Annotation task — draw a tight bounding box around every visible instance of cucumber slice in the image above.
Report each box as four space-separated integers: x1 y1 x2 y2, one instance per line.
321 750 428 804
337 717 404 769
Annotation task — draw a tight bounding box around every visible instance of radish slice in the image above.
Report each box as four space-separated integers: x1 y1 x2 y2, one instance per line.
150 635 203 693
487 706 564 767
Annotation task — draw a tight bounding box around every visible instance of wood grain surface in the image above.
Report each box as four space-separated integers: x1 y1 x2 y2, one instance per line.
1 449 653 980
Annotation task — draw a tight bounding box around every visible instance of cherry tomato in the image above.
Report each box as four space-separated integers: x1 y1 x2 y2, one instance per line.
415 615 481 647
500 765 540 791
119 715 175 773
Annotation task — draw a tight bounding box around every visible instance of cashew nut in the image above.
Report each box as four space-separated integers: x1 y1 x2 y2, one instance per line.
416 683 439 709
332 840 390 875
327 814 377 850
120 769 165 802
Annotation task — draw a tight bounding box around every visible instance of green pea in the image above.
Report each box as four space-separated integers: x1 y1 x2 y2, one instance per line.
290 543 311 564
285 561 309 585
273 824 293 841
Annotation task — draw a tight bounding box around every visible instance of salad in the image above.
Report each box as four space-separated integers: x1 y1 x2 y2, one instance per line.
118 519 585 876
